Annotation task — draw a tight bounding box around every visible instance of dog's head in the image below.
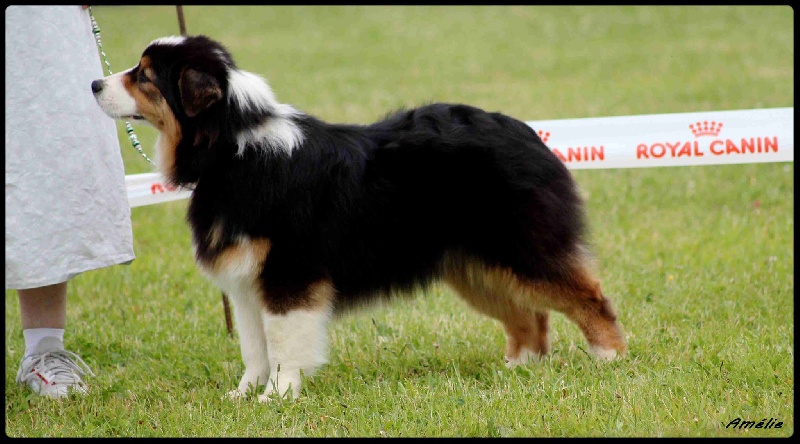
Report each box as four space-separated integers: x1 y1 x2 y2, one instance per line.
92 35 301 184
91 35 233 130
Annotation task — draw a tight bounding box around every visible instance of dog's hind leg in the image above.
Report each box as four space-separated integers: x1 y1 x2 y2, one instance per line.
502 310 551 367
442 255 552 365
531 259 627 360
443 252 625 363
258 280 335 402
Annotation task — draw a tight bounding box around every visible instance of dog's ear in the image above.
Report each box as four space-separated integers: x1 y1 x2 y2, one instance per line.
179 68 223 117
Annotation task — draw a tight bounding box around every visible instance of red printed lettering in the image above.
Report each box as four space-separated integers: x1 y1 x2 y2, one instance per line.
676 142 692 158
637 144 648 159
567 147 583 162
552 146 604 162
551 148 567 162
741 138 755 154
650 143 666 158
591 146 605 161
764 137 778 153
726 140 741 154
693 141 704 156
666 142 681 157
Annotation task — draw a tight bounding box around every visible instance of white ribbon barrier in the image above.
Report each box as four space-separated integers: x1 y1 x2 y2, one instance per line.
126 107 793 208
126 173 193 208
529 107 793 170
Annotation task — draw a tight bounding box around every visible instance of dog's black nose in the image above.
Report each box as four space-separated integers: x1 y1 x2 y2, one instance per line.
91 80 103 94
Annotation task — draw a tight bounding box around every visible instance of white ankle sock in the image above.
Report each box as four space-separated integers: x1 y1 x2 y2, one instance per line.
23 328 65 357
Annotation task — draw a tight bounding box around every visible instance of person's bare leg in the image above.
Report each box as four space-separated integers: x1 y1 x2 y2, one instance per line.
18 282 67 330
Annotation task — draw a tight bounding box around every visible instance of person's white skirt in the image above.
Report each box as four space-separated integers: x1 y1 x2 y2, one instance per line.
5 6 135 290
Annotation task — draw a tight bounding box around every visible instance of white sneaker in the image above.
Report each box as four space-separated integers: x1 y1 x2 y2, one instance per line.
15 336 95 399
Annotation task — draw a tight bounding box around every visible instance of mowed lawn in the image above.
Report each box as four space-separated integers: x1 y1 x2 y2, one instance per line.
4 6 793 437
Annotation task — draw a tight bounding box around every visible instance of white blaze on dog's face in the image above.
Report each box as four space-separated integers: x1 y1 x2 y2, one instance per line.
91 67 147 124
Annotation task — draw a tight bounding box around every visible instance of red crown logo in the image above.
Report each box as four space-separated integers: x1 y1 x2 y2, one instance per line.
537 130 551 144
689 121 723 137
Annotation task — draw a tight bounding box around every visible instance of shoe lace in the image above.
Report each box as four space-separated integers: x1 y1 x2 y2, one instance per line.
16 349 96 386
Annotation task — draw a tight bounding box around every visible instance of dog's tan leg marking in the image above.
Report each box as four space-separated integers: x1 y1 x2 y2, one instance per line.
442 251 625 363
258 280 335 403
502 311 550 367
200 237 272 278
205 220 225 251
443 256 551 365
529 260 627 360
120 56 183 183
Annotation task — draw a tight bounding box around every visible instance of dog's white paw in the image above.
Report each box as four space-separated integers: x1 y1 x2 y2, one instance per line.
589 345 618 361
225 388 247 401
257 385 299 403
225 372 267 401
258 370 301 402
504 347 545 368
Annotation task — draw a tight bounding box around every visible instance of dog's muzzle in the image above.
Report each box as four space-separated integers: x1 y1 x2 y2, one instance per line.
91 75 144 121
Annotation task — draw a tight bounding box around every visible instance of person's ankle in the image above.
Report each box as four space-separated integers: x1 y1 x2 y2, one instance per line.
23 328 65 356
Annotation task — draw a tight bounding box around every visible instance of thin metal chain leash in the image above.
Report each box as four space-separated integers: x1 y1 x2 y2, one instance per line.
88 6 156 167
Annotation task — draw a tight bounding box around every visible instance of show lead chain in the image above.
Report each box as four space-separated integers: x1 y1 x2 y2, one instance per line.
88 6 156 167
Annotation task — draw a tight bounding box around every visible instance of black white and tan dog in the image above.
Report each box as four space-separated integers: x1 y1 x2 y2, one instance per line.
92 35 626 402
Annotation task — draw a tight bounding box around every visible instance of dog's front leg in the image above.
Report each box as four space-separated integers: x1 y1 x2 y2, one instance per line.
225 287 270 399
259 291 333 402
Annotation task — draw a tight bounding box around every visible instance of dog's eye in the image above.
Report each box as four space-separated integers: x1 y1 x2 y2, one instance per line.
137 71 150 84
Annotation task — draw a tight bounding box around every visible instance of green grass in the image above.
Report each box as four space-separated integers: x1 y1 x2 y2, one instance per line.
5 5 793 437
